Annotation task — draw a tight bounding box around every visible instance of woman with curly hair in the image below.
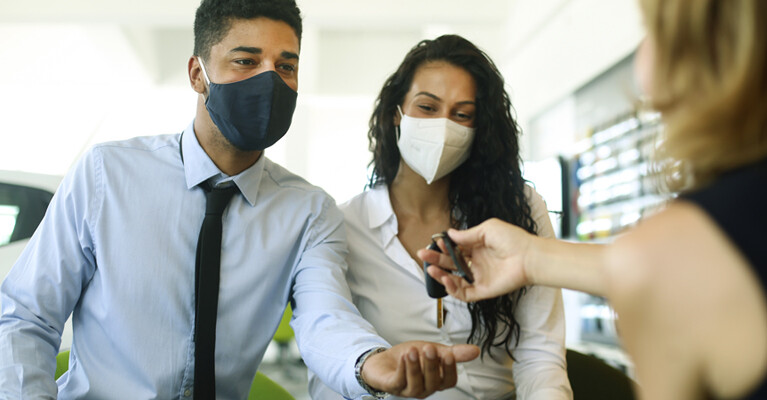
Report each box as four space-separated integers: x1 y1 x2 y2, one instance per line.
309 34 572 399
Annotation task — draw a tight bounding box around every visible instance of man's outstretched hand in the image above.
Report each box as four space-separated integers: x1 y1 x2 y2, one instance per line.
360 341 479 398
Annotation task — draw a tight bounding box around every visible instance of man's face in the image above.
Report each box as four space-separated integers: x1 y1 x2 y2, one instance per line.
203 17 299 92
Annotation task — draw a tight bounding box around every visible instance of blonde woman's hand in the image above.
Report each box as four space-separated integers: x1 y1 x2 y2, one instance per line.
417 218 534 302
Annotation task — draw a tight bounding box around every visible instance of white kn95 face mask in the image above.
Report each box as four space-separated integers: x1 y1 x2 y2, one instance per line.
396 106 476 184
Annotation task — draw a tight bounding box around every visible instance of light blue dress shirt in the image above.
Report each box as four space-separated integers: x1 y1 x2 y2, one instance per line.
0 121 388 399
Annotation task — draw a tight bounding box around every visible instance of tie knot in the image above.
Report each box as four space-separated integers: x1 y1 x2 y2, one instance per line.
205 185 237 215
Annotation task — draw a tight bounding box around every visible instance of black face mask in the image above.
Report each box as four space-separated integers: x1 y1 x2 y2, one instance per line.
199 57 298 151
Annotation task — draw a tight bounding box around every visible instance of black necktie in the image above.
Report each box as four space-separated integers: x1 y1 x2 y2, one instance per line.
194 184 237 399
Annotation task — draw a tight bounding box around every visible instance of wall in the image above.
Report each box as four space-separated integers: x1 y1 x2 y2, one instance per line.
502 0 645 161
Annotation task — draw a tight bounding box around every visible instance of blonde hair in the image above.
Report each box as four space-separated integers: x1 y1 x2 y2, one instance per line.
640 0 767 191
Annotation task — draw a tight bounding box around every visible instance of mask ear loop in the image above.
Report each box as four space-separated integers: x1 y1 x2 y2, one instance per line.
197 56 212 101
396 105 404 140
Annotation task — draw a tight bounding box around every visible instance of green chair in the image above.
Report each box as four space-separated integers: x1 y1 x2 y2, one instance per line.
55 350 70 380
566 349 637 400
55 350 294 399
272 304 296 365
247 371 295 400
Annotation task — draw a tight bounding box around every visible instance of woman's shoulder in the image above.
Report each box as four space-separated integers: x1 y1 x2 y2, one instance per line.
606 201 751 287
340 184 384 212
522 183 544 203
521 184 556 238
339 185 393 232
605 201 749 301
522 184 552 219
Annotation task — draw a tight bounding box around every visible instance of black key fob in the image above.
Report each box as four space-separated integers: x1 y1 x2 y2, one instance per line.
423 241 447 299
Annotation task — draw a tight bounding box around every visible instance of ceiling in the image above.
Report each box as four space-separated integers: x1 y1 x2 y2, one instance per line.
1 0 510 27
0 0 511 90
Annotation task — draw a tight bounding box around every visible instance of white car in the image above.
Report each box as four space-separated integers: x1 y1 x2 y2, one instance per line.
0 170 73 350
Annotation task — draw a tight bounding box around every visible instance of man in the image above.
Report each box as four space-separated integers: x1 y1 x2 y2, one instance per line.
0 0 478 398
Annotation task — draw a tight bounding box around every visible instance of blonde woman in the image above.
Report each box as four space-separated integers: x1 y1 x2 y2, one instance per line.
422 1 767 399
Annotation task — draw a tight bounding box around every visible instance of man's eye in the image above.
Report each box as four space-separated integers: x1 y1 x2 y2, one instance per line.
235 59 256 65
279 64 296 72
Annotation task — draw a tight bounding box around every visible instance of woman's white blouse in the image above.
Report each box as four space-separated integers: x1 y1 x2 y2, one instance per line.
308 185 573 400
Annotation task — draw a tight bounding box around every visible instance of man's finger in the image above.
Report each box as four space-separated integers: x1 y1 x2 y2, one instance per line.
439 352 457 390
403 347 424 396
420 344 441 395
443 344 480 363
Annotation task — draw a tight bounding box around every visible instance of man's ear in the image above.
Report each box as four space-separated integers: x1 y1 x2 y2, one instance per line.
188 56 206 95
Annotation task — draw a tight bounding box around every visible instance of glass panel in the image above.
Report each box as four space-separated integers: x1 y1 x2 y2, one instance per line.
0 205 21 246
0 182 54 246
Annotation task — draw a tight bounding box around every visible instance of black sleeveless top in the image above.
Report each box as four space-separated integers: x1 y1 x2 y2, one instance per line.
681 158 767 399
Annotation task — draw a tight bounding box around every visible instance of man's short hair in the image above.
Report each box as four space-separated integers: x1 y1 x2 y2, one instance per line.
193 0 302 60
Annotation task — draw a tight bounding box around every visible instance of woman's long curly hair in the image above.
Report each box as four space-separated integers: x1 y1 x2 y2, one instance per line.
367 34 537 358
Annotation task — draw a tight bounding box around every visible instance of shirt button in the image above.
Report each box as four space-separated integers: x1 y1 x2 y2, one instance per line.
184 389 192 397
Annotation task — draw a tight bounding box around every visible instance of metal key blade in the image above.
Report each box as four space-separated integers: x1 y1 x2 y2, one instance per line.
437 298 443 328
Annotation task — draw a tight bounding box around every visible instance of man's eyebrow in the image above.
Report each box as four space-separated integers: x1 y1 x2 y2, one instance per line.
228 47 298 61
230 46 262 54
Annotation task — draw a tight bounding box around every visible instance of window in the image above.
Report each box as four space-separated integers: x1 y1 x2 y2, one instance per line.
0 205 20 245
0 182 54 247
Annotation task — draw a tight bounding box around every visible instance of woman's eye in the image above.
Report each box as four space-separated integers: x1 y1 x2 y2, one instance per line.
456 112 473 120
417 104 436 112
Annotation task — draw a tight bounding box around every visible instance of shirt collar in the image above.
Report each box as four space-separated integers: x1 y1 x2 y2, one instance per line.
364 185 465 247
365 184 395 230
181 120 264 206
362 184 400 250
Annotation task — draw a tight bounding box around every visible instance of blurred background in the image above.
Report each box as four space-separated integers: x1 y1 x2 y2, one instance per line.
0 0 644 201
1 0 655 395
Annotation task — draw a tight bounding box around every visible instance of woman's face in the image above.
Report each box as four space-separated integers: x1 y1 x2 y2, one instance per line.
398 61 477 128
634 36 656 97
